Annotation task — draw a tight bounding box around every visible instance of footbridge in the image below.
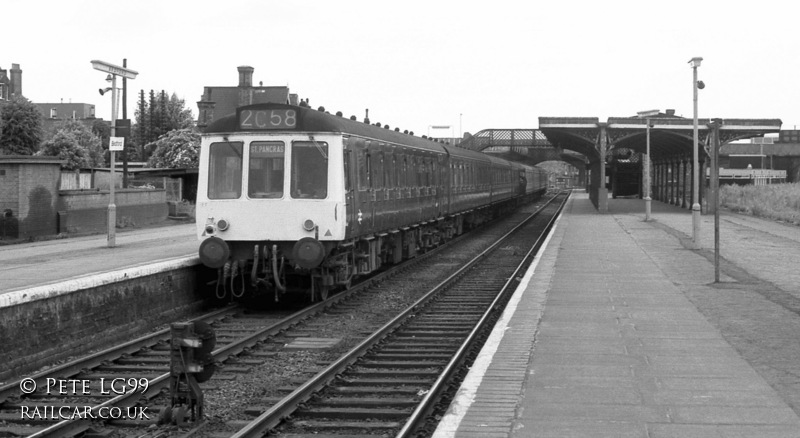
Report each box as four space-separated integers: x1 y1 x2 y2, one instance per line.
458 115 783 213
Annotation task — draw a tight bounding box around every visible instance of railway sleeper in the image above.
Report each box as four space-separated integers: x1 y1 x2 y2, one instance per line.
0 426 49 437
348 369 440 377
392 330 468 337
289 419 402 431
365 353 452 360
358 360 448 368
405 324 474 331
108 418 158 428
95 364 169 373
314 397 419 407
336 377 434 386
115 356 170 365
0 411 61 424
294 406 411 420
381 341 461 348
330 386 423 394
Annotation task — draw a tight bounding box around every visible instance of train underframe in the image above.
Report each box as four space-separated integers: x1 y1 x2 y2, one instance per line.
210 194 536 302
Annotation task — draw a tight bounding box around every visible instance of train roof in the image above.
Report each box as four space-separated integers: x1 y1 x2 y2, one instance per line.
204 103 541 171
204 103 449 154
441 144 493 163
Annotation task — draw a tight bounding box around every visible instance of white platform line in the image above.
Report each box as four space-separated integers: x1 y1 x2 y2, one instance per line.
431 208 564 437
0 256 200 308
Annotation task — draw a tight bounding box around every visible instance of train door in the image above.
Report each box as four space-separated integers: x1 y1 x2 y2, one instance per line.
357 141 374 233
374 148 385 230
441 151 451 215
518 169 527 196
343 141 357 235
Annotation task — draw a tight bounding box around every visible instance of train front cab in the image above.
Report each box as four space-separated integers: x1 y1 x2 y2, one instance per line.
196 133 348 299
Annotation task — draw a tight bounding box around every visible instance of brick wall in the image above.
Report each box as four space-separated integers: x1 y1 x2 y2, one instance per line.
0 262 210 381
1 157 171 239
18 164 60 237
58 189 169 234
0 164 20 239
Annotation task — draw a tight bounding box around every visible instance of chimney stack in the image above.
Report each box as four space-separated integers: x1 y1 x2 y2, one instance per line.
238 66 254 87
10 64 22 97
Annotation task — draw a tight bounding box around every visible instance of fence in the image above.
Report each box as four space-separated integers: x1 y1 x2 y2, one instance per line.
59 172 93 190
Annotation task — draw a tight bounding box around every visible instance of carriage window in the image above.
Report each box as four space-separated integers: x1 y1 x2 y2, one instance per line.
390 154 397 188
376 152 384 189
363 152 372 188
248 141 284 198
402 156 408 187
208 141 243 199
344 149 352 192
291 140 328 199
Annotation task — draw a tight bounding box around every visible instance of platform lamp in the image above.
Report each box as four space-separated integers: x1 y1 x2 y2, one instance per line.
689 56 704 249
637 109 659 221
91 60 138 248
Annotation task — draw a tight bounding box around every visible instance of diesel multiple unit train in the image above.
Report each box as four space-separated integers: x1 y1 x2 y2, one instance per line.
196 103 548 301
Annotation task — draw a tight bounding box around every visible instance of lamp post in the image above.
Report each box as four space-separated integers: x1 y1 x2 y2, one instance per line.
91 60 138 248
689 56 703 249
637 109 659 221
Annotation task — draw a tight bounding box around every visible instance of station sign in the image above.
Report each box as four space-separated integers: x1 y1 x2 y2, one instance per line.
109 137 125 151
91 60 138 79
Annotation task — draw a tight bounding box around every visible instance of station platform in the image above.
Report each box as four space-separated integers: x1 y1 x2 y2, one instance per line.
0 222 199 307
434 191 800 438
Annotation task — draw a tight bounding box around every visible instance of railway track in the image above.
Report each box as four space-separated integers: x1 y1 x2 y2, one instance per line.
229 191 569 438
1 192 566 438
0 305 301 437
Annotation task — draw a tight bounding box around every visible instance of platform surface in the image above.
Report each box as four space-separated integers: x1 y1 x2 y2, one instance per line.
0 222 198 296
434 191 800 438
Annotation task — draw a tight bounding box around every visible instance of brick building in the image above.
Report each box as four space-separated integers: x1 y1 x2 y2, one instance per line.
1 63 101 135
196 66 299 128
0 155 63 240
33 102 98 135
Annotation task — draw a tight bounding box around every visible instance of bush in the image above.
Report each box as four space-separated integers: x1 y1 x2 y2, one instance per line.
720 183 800 225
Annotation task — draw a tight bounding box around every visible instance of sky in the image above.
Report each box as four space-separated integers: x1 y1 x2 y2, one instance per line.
5 0 800 138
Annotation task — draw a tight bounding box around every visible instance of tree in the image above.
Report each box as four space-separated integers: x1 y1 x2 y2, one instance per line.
38 119 104 170
133 90 195 162
91 119 110 149
146 128 200 169
0 95 44 155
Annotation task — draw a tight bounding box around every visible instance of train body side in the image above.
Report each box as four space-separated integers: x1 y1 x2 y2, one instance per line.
195 103 550 300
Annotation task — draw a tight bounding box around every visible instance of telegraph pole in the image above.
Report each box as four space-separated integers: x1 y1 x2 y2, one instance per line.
122 58 129 188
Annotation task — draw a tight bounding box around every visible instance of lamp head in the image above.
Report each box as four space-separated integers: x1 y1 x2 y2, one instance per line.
689 57 703 68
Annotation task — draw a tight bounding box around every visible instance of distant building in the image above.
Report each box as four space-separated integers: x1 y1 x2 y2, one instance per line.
196 66 299 129
719 131 800 183
0 63 101 135
33 102 98 135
